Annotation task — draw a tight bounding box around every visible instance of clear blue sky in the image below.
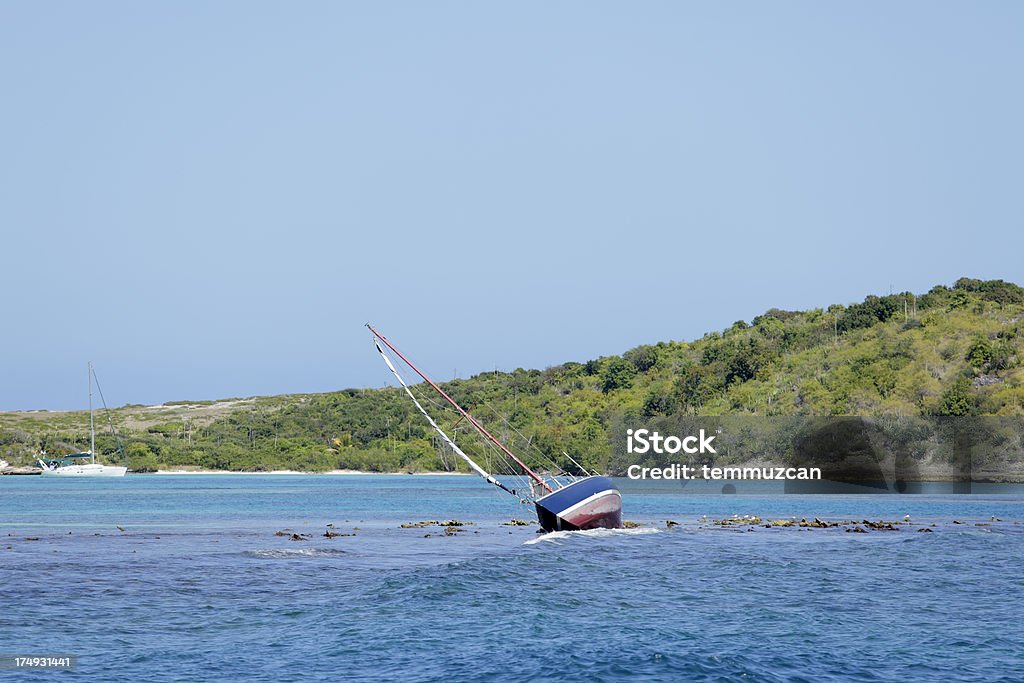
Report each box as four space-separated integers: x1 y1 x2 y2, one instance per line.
2 2 1022 410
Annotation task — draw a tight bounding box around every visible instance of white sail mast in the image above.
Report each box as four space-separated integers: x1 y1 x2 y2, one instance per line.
367 324 553 494
88 361 95 464
373 342 522 499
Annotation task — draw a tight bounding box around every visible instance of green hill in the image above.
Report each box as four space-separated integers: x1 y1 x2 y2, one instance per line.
2 277 1022 473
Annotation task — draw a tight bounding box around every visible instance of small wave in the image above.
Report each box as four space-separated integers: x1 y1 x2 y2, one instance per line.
242 547 347 559
524 527 662 545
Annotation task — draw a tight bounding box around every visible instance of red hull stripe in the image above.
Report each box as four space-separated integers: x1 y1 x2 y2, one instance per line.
562 491 622 528
559 489 621 520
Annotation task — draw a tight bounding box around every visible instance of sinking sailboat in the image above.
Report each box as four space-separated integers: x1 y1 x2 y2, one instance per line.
368 325 622 532
39 363 127 478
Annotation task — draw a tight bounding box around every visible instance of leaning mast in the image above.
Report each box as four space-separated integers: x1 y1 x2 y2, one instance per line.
367 324 553 494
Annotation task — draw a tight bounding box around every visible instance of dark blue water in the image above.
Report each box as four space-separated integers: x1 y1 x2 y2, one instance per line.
2 475 1023 682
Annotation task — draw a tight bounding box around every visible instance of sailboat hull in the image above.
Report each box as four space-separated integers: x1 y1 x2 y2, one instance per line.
40 464 127 477
534 476 622 532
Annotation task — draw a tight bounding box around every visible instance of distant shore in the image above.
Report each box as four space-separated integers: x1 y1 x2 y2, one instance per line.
6 465 1023 482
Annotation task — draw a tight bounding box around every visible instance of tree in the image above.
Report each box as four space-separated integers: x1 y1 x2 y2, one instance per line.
624 345 659 372
837 295 900 333
948 290 970 310
966 338 993 371
601 357 636 393
642 389 677 416
672 365 721 409
125 442 160 472
965 337 1015 374
938 376 974 416
954 277 1024 304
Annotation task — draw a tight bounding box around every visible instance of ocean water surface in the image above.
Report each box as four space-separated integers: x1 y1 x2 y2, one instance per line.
1 475 1023 682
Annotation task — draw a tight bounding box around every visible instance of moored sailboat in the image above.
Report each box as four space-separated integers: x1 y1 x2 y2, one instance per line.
368 325 622 532
39 363 127 478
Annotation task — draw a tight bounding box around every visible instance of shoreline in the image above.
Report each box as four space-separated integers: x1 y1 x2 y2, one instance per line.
5 466 1023 483
7 466 1024 483
146 469 474 476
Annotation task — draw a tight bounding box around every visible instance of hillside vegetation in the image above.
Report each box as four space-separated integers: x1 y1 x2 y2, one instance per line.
2 278 1023 474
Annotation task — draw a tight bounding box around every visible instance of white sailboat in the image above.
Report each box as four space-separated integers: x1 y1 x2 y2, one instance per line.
39 363 128 477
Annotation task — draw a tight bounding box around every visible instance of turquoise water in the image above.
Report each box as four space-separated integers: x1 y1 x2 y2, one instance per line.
2 475 1023 681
